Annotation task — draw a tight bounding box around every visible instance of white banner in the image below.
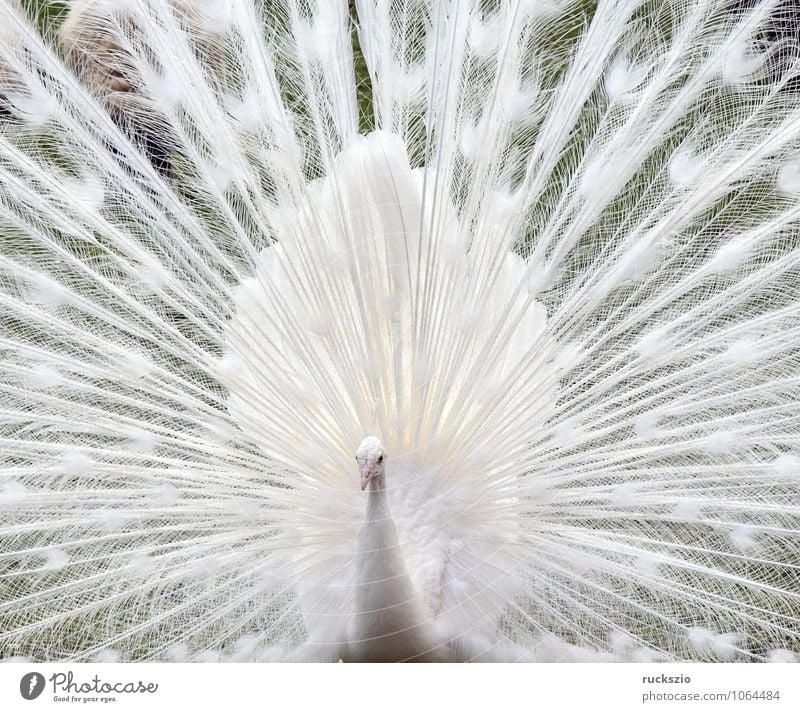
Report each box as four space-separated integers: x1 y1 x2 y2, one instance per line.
1 663 797 712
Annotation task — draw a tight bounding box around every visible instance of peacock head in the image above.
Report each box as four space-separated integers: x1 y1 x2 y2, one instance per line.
356 436 386 491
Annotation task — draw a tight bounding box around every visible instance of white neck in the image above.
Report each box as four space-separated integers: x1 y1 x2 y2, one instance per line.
347 466 445 661
365 472 388 519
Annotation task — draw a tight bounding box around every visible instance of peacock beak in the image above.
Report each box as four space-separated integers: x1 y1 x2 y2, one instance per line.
360 466 374 490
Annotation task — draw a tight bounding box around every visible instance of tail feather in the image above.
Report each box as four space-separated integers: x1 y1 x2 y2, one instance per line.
0 0 797 661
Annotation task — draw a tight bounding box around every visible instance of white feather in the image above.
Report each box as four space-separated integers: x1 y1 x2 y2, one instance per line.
0 0 797 663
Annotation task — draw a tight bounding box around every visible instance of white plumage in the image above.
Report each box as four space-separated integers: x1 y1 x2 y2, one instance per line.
0 0 799 663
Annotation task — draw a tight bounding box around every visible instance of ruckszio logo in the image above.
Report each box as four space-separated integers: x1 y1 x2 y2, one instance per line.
20 672 45 701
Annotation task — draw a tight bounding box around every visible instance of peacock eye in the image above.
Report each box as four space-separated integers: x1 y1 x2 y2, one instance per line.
377 455 383 463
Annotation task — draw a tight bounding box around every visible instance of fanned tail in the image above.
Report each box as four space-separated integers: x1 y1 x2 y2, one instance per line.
0 0 798 662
